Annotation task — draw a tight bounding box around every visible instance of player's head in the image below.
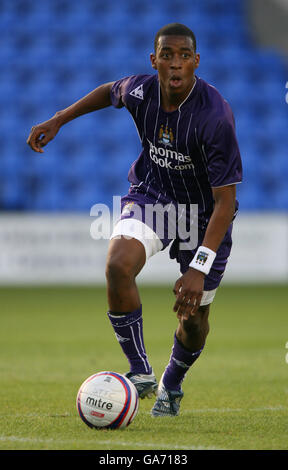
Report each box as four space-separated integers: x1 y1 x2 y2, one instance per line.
151 23 200 97
153 23 197 54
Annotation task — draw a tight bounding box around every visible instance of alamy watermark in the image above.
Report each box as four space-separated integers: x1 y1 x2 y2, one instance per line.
90 196 199 251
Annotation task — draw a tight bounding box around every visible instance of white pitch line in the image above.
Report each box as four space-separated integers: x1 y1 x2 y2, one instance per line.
0 406 285 450
0 435 221 450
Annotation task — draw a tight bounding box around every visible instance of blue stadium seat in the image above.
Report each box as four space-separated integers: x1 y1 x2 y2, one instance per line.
0 173 26 210
197 0 244 14
0 0 287 211
272 185 288 210
24 178 65 211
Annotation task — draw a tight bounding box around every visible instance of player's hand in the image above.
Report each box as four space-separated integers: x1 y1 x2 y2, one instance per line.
26 117 60 153
173 268 205 319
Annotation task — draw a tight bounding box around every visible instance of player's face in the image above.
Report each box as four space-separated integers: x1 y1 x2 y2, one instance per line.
150 35 200 99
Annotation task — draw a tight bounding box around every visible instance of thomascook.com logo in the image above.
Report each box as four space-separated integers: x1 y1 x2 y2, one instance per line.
147 138 194 171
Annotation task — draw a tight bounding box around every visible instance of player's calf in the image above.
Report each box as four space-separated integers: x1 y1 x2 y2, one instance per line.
176 304 210 352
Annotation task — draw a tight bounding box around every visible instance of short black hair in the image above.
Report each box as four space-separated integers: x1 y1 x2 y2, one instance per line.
154 23 197 53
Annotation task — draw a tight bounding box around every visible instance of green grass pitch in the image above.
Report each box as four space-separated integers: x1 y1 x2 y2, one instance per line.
0 284 287 450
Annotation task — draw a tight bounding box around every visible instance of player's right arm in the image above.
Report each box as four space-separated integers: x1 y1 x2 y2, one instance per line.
27 82 115 153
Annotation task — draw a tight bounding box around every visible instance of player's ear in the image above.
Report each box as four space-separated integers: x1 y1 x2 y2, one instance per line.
150 53 157 70
194 53 200 69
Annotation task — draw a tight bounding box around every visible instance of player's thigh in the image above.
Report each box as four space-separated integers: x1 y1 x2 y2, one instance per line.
106 236 146 279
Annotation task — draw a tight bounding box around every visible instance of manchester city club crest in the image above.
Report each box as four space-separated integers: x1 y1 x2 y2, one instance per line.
158 124 174 147
196 251 208 265
122 202 135 216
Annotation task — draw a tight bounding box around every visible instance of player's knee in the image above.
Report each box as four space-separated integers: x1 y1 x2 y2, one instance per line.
105 253 136 285
181 305 210 339
106 238 146 286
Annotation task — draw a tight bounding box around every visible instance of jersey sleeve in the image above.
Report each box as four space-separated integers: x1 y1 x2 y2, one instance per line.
203 111 243 188
110 76 130 109
110 74 152 111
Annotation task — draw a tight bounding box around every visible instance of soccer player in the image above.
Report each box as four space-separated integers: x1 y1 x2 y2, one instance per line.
27 23 242 417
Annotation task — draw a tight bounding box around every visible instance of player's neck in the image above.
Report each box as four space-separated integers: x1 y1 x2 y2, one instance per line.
160 76 196 113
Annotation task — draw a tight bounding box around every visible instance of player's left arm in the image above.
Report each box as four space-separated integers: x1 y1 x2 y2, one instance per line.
201 184 236 252
173 184 236 318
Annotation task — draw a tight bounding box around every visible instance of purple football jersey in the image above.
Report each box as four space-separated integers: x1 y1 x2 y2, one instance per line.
110 74 242 221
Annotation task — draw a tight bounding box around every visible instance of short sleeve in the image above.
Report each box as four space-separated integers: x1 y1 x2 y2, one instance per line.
110 77 131 109
110 74 153 112
203 115 243 188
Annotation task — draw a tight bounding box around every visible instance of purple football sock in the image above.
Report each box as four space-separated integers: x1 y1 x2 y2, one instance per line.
162 333 204 391
107 305 152 375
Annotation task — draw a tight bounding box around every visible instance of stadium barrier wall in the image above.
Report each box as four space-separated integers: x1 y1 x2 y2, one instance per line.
0 213 287 285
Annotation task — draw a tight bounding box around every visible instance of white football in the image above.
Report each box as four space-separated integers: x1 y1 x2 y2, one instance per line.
76 371 139 429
